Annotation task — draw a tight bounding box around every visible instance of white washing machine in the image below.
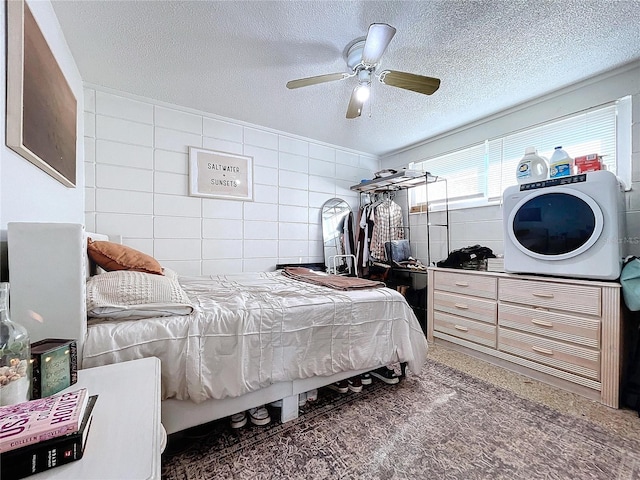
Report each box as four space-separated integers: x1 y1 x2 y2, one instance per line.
502 170 625 280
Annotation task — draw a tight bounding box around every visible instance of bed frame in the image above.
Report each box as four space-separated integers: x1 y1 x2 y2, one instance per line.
7 222 378 434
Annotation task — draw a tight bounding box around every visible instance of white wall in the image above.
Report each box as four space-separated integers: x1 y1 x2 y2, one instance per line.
0 0 85 281
385 62 640 264
84 87 378 275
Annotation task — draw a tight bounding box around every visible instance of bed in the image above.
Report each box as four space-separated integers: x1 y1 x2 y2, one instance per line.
6 222 429 434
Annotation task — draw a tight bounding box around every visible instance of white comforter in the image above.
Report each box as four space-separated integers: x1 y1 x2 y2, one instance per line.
83 272 428 403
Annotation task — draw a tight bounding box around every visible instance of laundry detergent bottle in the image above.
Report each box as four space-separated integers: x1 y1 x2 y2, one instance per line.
549 146 574 178
516 147 549 184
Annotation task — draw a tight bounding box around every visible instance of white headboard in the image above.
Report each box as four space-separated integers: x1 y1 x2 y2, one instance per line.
7 222 110 368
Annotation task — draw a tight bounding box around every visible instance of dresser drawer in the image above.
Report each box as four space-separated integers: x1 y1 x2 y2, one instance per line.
498 278 601 316
434 311 497 348
498 328 600 380
499 303 600 348
434 270 497 299
434 291 497 324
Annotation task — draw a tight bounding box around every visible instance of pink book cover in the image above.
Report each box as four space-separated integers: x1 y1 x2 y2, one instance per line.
0 388 89 454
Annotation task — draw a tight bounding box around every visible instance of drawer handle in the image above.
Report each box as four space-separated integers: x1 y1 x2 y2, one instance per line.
532 292 554 299
454 281 469 287
454 303 469 310
532 346 554 355
531 319 553 328
454 325 469 332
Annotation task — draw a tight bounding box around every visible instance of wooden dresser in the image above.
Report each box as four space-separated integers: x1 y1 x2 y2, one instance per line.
427 267 624 408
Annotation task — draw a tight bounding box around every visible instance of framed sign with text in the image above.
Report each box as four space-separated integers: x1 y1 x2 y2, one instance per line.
188 147 254 201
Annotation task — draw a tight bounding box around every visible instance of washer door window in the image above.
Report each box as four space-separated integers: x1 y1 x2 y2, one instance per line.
508 189 604 261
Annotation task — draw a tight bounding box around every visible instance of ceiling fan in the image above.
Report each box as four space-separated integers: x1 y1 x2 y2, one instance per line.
286 23 441 119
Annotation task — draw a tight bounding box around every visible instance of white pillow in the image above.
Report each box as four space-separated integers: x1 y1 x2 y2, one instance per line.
86 268 194 320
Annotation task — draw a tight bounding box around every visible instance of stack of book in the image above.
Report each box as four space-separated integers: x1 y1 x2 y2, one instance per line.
0 388 97 479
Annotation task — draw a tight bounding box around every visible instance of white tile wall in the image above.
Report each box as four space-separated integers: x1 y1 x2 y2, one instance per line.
279 187 308 207
96 115 153 146
202 199 243 219
203 239 242 260
203 118 243 143
154 171 188 196
154 193 202 217
336 150 359 166
243 221 278 240
279 152 309 173
309 143 335 161
279 222 309 240
154 216 201 238
96 140 153 169
244 128 278 150
154 150 188 174
154 127 202 153
96 91 153 123
85 87 379 274
245 145 279 169
202 137 243 155
97 213 153 238
96 164 153 192
408 203 505 265
202 218 243 239
154 238 202 262
279 205 309 223
155 106 202 134
625 92 640 257
279 170 309 190
279 136 308 156
95 189 153 215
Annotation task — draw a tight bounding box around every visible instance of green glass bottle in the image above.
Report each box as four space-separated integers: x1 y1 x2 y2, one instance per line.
0 282 31 405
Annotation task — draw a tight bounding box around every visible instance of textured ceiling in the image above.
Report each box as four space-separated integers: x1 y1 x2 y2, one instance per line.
51 0 640 157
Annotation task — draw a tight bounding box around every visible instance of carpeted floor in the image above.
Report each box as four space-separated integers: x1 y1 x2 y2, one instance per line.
161 344 640 479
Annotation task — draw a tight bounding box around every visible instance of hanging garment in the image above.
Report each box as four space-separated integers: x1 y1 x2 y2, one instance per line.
355 205 368 276
369 199 405 261
357 203 374 268
342 211 355 258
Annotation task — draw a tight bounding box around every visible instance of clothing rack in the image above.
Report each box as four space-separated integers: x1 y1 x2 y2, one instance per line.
350 171 449 335
350 170 450 266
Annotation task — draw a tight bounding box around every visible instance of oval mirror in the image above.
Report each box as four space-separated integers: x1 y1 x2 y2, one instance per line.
321 198 355 275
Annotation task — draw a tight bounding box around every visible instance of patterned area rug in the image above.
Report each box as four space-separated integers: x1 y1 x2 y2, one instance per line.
161 361 640 479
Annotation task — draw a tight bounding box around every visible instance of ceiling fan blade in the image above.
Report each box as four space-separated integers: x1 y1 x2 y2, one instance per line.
286 73 350 89
361 23 396 65
346 87 363 119
378 70 441 95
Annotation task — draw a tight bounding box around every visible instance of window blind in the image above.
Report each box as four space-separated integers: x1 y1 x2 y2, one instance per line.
410 101 620 210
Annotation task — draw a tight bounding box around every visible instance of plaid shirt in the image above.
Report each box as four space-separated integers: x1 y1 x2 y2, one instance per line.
369 200 404 261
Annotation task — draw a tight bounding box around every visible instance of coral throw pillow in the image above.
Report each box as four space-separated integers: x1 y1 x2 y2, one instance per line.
87 238 163 275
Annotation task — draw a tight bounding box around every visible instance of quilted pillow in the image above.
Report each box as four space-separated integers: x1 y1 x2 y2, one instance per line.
86 268 194 320
87 238 163 275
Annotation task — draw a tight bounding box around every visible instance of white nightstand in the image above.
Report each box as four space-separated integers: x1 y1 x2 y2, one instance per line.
29 357 163 480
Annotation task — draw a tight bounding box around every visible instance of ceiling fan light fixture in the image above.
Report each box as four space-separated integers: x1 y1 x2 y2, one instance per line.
355 84 370 102
285 22 441 120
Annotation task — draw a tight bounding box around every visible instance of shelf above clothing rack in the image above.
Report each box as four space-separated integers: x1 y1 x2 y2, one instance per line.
349 171 439 193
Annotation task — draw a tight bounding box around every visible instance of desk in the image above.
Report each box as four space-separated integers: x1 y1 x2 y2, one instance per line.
30 357 163 480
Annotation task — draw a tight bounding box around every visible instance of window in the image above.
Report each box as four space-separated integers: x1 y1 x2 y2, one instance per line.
409 97 630 211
